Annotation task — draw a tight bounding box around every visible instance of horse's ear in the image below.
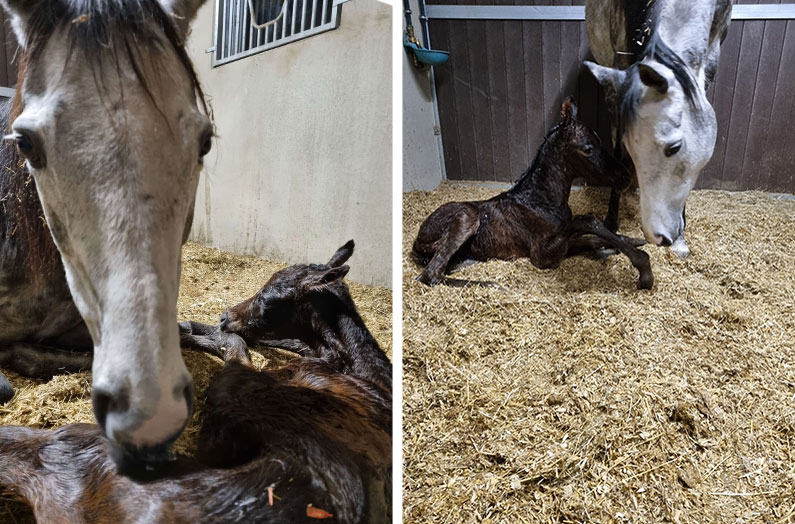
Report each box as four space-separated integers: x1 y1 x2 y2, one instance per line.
560 96 578 121
302 265 350 293
637 62 671 94
584 61 625 94
327 240 355 268
0 0 41 47
159 0 209 39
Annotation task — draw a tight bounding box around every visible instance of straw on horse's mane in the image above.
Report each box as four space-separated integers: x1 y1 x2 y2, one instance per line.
0 0 211 282
616 0 699 140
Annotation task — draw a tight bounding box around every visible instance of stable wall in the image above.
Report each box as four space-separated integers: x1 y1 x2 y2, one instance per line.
186 0 392 287
402 0 445 191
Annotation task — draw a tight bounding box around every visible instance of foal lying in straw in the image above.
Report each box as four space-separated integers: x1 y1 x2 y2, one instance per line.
413 97 652 289
0 241 391 524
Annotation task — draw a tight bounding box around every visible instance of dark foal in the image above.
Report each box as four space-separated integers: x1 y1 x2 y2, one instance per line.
0 242 391 524
413 97 653 290
204 239 392 393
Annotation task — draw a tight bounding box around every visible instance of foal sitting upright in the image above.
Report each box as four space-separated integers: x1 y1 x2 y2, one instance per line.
0 241 391 524
413 97 653 289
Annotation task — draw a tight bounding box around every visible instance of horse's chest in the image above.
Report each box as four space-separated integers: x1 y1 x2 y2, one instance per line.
0 268 79 343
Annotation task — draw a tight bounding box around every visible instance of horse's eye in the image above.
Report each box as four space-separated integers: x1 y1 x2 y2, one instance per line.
199 131 213 159
16 135 33 154
14 133 46 169
582 145 594 155
664 140 683 157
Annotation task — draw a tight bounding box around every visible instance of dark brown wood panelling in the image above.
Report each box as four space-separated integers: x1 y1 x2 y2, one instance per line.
427 3 795 192
0 9 19 89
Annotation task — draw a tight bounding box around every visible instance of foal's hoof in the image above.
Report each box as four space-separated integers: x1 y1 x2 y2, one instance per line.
620 235 647 247
0 375 13 404
637 272 654 290
415 272 440 287
591 247 618 260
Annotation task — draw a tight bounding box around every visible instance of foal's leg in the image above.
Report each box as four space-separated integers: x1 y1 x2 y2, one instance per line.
566 234 646 259
570 215 654 289
566 236 618 259
416 212 478 286
179 321 252 365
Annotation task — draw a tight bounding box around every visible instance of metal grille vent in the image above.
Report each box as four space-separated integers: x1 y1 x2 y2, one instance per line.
212 0 344 66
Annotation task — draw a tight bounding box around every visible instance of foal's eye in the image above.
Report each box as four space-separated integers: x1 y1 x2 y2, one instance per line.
664 140 683 157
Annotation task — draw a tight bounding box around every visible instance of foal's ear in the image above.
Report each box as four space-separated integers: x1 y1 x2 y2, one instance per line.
327 240 355 268
584 61 626 94
159 0 209 39
560 96 578 121
0 0 42 47
302 265 350 293
637 61 672 94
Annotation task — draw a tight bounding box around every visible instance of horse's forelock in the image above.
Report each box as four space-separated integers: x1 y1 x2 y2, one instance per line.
22 0 209 118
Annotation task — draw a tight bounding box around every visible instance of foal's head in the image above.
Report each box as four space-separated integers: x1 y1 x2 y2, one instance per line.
551 97 628 186
2 0 211 462
220 241 356 342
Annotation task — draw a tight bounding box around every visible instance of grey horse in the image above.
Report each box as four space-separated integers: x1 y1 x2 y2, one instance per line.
584 0 732 258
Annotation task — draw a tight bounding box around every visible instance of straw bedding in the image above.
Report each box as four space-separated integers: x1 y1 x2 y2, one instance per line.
403 183 794 523
0 243 392 523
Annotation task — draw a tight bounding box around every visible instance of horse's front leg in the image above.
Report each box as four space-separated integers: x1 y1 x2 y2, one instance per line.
416 213 478 286
604 188 621 233
604 139 634 233
0 342 93 403
570 215 654 289
0 321 93 403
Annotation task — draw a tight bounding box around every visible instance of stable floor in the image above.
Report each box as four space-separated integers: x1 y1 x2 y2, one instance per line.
403 183 794 523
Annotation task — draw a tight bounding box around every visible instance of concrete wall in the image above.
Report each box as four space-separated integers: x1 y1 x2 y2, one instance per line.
186 0 392 287
402 0 444 192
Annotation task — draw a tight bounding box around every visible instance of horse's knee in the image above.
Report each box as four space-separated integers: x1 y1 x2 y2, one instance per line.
0 373 14 404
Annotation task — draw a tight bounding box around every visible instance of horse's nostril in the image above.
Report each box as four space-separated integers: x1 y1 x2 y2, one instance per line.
220 312 229 326
92 388 130 433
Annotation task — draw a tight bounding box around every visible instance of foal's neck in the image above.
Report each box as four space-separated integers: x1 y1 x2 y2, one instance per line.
509 133 574 209
310 292 392 389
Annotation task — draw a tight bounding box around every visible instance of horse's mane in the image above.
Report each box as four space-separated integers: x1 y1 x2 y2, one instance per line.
617 0 699 139
0 0 211 282
509 121 564 192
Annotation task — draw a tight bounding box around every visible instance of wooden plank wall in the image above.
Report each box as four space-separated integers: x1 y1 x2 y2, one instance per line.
0 9 18 90
428 0 795 192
